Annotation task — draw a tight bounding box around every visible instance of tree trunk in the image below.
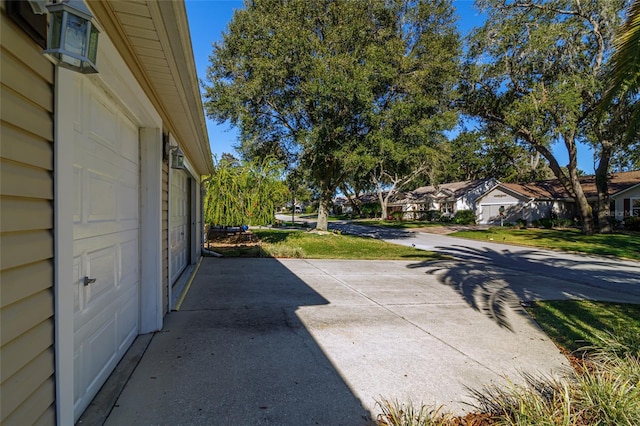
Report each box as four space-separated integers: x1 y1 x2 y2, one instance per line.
380 198 389 220
339 184 362 216
316 184 333 232
551 132 595 235
569 169 595 235
375 183 388 220
595 142 613 233
373 175 395 220
316 200 329 231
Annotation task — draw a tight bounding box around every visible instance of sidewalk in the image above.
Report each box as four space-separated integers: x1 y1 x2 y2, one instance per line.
76 253 637 425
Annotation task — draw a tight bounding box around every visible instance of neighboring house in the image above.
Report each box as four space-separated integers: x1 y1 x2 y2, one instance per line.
476 171 640 225
1 1 214 424
611 180 640 221
332 196 351 214
389 179 498 219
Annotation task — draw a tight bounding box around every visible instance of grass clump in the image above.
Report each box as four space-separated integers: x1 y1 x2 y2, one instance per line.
376 400 453 426
260 242 305 258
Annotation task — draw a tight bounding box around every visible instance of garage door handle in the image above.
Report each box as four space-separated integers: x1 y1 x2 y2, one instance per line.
84 276 97 286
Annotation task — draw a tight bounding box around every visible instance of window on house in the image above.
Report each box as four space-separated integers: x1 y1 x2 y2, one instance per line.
441 202 454 215
633 198 640 216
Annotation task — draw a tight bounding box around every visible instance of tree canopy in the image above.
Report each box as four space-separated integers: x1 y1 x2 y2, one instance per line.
205 0 460 230
461 0 631 234
204 156 288 227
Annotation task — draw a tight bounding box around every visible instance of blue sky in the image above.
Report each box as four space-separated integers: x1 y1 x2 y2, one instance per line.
185 0 595 174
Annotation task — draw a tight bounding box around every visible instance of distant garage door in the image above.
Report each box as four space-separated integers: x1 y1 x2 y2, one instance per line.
170 168 190 285
480 203 522 225
72 79 140 420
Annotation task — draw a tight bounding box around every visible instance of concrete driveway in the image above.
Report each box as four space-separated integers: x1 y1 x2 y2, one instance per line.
92 234 640 425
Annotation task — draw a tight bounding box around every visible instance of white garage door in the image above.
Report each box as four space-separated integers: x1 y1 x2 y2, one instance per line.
72 79 140 419
170 169 190 284
481 203 521 224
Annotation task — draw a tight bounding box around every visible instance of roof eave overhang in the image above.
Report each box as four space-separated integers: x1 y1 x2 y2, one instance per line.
91 1 214 176
611 182 640 198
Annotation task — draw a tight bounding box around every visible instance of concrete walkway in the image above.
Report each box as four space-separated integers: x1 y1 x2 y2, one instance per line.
84 239 640 425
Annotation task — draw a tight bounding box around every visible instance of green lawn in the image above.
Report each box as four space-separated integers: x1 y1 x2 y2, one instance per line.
525 300 640 354
251 229 446 260
450 227 640 260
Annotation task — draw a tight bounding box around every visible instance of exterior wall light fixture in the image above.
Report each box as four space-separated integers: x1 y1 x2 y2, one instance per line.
43 0 99 73
171 146 185 170
167 145 185 170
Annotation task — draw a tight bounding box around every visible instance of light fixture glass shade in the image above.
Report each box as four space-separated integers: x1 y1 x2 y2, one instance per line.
171 147 185 170
43 0 99 73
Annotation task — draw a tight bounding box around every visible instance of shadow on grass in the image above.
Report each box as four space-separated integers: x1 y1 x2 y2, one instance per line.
527 300 640 353
407 244 640 331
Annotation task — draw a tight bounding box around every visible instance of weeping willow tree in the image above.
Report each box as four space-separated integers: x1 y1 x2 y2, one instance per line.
204 156 288 226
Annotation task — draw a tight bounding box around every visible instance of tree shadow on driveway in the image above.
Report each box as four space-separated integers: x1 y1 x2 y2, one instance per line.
407 244 640 331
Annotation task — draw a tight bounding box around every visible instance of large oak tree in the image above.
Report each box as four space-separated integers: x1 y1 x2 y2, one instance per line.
461 0 631 234
204 0 459 231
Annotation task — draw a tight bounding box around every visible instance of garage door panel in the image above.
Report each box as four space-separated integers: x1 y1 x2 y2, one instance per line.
86 318 118 390
117 288 139 351
89 93 118 149
74 256 82 314
87 171 118 223
119 120 139 165
85 246 117 304
73 317 119 412
74 166 83 223
118 181 139 222
73 232 138 326
119 237 139 284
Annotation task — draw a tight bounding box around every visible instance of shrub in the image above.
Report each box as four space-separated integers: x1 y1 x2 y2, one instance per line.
361 202 381 218
439 215 452 223
453 209 476 225
516 218 527 229
624 216 640 231
390 210 405 220
425 210 442 222
555 218 574 228
532 218 554 229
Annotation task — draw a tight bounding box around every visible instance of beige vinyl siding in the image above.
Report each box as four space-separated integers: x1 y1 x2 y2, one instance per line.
163 161 169 315
1 4 56 425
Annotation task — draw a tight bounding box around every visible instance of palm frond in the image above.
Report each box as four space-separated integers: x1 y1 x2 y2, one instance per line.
603 1 640 101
